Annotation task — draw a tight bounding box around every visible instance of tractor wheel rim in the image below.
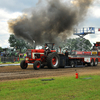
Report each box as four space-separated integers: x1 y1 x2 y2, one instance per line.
71 62 74 67
91 61 93 66
72 64 74 67
52 57 58 67
95 61 98 65
37 62 40 68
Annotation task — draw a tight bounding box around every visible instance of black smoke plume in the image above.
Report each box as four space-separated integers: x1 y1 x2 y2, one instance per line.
8 0 94 45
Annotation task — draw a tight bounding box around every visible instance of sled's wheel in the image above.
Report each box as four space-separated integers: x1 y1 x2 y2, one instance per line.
94 58 98 66
47 52 60 69
34 61 41 70
20 60 28 69
87 59 94 66
70 61 75 68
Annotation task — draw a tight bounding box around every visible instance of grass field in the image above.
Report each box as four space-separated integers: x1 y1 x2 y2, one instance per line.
0 75 100 100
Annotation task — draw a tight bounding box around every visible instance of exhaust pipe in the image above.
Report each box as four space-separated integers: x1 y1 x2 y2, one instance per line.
59 46 61 53
33 40 35 49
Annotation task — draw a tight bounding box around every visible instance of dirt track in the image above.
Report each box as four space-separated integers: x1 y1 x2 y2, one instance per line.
0 64 100 81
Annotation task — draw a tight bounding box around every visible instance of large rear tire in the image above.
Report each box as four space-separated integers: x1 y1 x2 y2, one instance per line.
20 60 28 69
34 61 41 70
47 52 60 69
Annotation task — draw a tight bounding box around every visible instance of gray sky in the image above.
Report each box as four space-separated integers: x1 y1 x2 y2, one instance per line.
0 0 100 48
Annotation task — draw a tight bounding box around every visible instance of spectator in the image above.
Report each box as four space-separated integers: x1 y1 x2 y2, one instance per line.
24 53 27 60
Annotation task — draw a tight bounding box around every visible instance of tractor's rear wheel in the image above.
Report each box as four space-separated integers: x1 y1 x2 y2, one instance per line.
47 52 60 69
20 60 28 69
34 61 41 70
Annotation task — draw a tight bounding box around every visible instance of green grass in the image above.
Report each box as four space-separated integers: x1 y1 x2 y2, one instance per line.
0 75 100 100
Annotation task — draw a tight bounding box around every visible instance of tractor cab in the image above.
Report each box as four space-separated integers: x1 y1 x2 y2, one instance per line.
43 43 55 50
93 42 100 49
93 42 100 56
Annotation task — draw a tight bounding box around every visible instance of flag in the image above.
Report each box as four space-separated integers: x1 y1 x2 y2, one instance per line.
98 28 100 31
89 27 94 30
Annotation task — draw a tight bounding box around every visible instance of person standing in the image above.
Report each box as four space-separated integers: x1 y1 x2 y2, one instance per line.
65 50 69 57
65 50 69 65
24 53 27 60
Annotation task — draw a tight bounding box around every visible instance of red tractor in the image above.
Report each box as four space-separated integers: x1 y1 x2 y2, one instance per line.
20 43 60 70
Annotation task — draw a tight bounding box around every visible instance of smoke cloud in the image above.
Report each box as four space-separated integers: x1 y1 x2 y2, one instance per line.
8 0 94 45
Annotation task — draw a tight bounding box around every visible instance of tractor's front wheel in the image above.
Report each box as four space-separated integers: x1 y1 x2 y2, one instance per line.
34 61 41 70
47 52 60 69
20 60 28 69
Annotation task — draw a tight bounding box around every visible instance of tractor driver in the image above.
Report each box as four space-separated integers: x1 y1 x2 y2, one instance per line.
45 44 50 56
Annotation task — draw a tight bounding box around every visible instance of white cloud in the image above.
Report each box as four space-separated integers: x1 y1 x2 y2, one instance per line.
89 5 100 18
0 21 8 35
85 33 100 45
0 9 22 48
0 9 22 21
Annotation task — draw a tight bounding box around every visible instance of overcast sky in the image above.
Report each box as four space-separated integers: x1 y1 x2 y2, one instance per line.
0 0 100 48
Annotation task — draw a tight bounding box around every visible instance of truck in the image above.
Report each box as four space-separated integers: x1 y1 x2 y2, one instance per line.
20 42 100 70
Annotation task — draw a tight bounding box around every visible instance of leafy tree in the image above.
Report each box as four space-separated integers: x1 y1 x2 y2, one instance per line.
8 34 33 52
59 38 92 52
0 47 3 52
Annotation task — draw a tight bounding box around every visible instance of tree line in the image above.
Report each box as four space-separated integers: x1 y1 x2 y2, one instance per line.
0 34 93 53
